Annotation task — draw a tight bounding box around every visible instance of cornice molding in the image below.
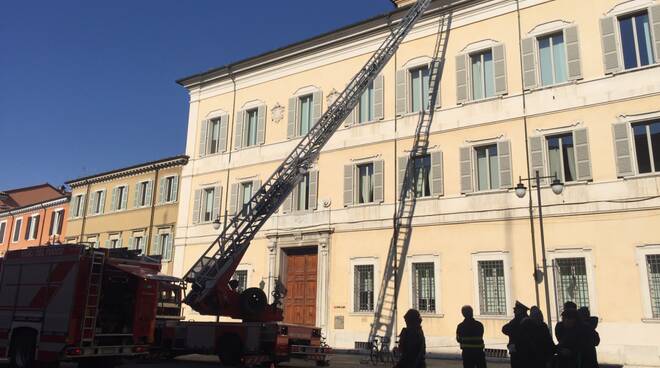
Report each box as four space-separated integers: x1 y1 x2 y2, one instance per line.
0 196 69 217
67 156 189 188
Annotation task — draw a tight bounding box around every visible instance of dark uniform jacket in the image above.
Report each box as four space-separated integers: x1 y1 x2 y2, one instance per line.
456 318 485 351
518 318 555 368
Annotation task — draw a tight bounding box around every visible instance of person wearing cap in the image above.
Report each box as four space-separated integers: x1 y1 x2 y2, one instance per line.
502 301 529 368
456 305 487 368
395 309 426 368
518 306 555 368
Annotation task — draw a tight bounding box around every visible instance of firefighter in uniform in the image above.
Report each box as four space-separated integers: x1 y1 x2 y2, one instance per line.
456 305 487 368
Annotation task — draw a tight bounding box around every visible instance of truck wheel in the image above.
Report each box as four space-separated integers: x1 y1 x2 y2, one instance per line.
217 333 242 367
9 330 37 368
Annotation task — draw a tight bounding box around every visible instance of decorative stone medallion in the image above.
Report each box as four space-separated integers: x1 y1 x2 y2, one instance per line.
326 89 340 107
271 102 285 124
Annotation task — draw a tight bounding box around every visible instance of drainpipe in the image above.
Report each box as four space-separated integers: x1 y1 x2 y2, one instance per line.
224 67 238 230
79 181 92 241
515 0 541 308
389 13 399 346
146 166 161 255
5 212 14 254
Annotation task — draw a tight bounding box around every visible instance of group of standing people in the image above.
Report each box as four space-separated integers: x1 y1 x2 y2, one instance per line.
394 300 600 368
457 301 601 368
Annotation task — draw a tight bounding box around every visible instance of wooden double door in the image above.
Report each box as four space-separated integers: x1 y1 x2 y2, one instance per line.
282 247 318 326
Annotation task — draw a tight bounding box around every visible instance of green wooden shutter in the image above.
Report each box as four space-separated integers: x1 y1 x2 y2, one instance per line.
374 75 385 120
459 146 473 194
287 96 298 139
171 176 179 202
497 140 513 189
229 183 239 215
145 181 153 206
395 69 407 115
600 16 620 74
87 192 95 215
430 151 444 196
564 25 582 80
612 122 634 177
133 183 140 208
397 156 408 198
573 128 592 181
70 196 78 219
213 186 222 220
492 44 507 95
153 235 161 256
105 239 110 248
373 160 384 203
650 5 660 63
431 60 442 109
128 237 134 250
158 178 165 204
521 37 537 90
282 193 293 214
343 165 354 207
257 105 266 145
309 171 319 210
110 188 117 212
219 114 229 153
234 110 244 150
312 91 323 127
199 120 209 157
344 107 355 127
121 186 128 210
456 54 469 103
192 189 201 225
529 136 547 185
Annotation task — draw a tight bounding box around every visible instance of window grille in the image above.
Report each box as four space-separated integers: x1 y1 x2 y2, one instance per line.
554 257 590 310
412 262 435 312
233 270 248 293
354 264 374 312
478 260 506 315
647 254 660 318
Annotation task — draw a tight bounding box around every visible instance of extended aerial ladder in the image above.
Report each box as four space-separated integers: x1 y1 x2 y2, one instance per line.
368 8 453 347
183 0 434 320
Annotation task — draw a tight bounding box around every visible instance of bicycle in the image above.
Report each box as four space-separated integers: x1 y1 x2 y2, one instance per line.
369 335 397 366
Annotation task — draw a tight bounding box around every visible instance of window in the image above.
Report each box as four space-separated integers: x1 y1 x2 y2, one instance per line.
632 120 660 174
354 264 374 312
619 11 655 70
410 66 430 112
470 49 495 100
299 95 313 136
412 262 436 313
477 260 507 315
153 232 172 261
475 145 500 191
72 194 84 217
554 257 590 310
0 221 6 243
646 254 660 318
92 190 105 215
133 236 144 252
244 109 258 147
202 187 216 223
86 236 99 248
208 117 222 154
357 163 375 204
49 209 64 236
538 32 567 86
232 270 248 293
242 182 253 213
163 176 178 203
546 133 576 182
413 155 431 197
136 181 150 207
25 215 40 240
295 174 310 211
12 218 22 242
359 81 376 123
113 186 127 211
108 234 121 249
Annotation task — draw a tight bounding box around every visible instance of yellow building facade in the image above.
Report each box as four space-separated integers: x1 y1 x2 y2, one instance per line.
66 155 188 275
174 0 660 365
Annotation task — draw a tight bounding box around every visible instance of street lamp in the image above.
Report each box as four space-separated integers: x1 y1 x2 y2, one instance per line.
212 217 222 230
515 170 564 336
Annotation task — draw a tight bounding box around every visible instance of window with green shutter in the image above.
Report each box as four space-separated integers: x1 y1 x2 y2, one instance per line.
298 95 313 136
244 108 259 147
410 66 430 112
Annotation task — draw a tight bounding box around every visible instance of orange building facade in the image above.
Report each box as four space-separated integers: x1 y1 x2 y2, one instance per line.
0 184 70 256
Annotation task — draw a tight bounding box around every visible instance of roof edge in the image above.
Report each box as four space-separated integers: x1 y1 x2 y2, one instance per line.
66 155 189 187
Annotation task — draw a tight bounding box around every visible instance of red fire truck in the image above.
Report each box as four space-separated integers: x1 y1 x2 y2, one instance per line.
0 244 174 368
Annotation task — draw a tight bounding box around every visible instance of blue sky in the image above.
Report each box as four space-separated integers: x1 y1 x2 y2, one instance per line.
0 0 393 189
